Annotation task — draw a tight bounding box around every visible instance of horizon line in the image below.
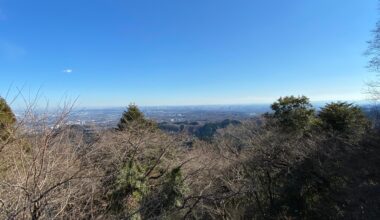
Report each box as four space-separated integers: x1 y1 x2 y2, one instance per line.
10 99 377 112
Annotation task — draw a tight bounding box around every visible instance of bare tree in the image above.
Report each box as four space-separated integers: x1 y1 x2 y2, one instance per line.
0 95 105 219
366 5 380 101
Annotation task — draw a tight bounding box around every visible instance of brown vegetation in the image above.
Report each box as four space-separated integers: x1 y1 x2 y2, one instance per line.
0 96 379 219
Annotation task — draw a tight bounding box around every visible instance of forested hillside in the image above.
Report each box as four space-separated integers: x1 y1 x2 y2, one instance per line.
0 96 379 219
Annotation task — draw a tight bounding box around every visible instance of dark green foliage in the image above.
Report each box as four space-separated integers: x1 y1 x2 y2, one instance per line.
118 104 144 130
160 166 186 209
270 95 315 132
318 102 369 141
277 131 380 219
195 123 218 141
0 97 16 140
141 166 186 218
186 96 380 220
108 160 147 217
158 123 181 133
117 104 156 131
365 105 380 128
200 97 380 219
195 119 240 141
158 119 240 140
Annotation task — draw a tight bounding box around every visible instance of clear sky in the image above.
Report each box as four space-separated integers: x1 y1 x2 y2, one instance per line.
0 0 378 107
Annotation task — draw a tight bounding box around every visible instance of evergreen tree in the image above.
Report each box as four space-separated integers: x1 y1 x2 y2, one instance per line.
118 104 156 131
109 160 147 219
318 102 369 141
0 97 16 141
270 95 315 132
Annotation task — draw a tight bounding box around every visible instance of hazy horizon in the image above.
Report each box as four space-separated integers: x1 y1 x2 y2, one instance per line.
9 98 374 113
1 0 378 107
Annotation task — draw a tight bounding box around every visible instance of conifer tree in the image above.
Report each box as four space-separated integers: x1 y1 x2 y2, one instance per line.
0 97 16 140
270 95 315 132
318 102 369 141
118 104 156 131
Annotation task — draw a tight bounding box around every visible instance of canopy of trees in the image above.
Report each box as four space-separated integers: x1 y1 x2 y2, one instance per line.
269 95 315 132
1 97 378 219
0 97 16 141
318 102 369 141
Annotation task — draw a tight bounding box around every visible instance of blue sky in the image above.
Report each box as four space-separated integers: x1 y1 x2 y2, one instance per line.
0 0 378 107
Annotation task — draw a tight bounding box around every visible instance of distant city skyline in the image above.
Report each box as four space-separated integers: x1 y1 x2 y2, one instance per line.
0 0 378 107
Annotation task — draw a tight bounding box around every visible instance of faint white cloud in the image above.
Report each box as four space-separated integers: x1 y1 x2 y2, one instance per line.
62 69 73 74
